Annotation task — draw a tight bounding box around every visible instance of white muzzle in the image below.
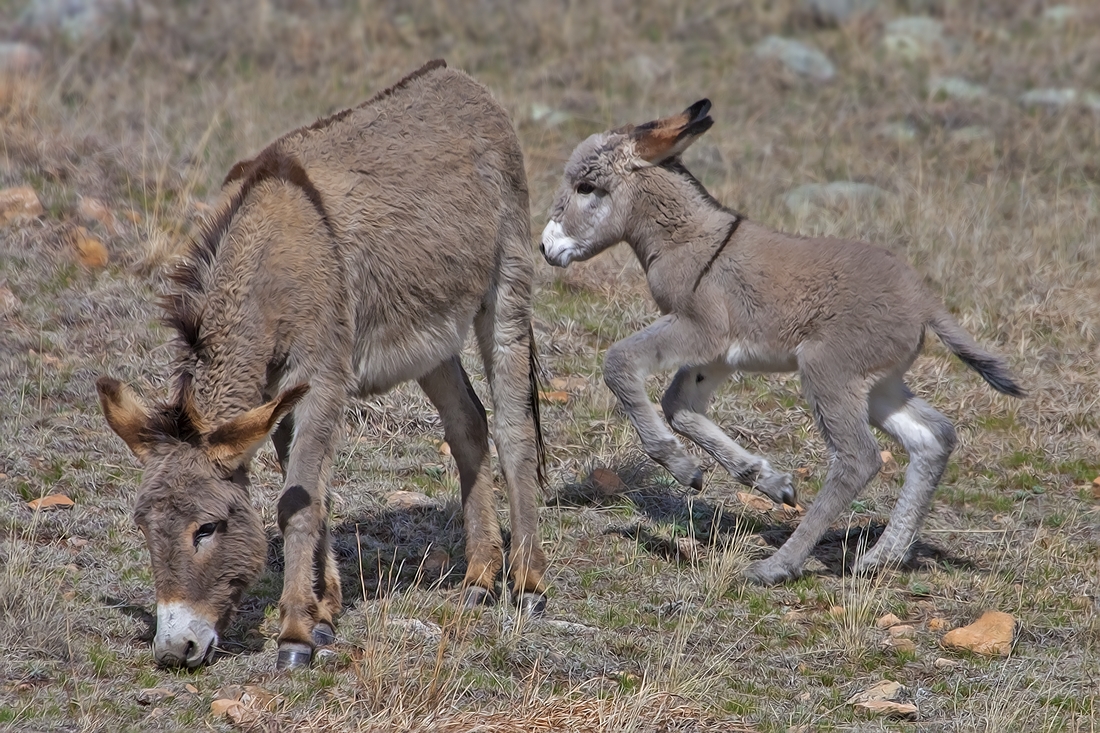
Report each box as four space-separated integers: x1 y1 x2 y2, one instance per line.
153 601 218 668
540 220 580 267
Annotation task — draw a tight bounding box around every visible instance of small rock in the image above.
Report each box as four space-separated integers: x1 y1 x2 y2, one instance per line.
387 617 442 643
585 467 628 497
422 549 450 578
77 196 120 234
880 451 899 479
847 679 904 705
875 612 902 629
1090 476 1100 500
240 685 279 711
438 441 451 457
674 536 703 562
800 0 878 26
886 637 917 653
27 494 75 511
754 36 836 81
540 619 598 634
0 284 21 317
0 186 45 224
883 16 946 60
135 687 174 705
889 624 917 639
1042 5 1079 27
941 610 1015 656
210 698 244 717
1019 88 1077 109
785 181 890 213
530 103 572 127
929 76 987 101
386 491 435 511
71 226 109 268
876 121 918 142
928 617 950 632
0 42 44 74
549 375 588 392
933 656 959 669
737 491 775 512
540 389 570 404
184 683 199 694
829 605 846 618
854 699 918 719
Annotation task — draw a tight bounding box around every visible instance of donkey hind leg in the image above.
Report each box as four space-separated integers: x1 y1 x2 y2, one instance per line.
475 287 547 616
857 376 957 572
417 356 503 608
746 366 881 586
274 383 344 669
604 315 724 490
661 362 796 504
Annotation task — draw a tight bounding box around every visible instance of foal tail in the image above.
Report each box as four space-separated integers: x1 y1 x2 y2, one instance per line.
527 322 548 491
928 310 1026 397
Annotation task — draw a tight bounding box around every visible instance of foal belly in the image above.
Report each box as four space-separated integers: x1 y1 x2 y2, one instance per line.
725 341 797 372
352 315 470 397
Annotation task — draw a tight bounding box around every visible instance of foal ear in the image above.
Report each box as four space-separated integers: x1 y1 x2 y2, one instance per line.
96 376 154 460
631 99 714 166
206 384 310 467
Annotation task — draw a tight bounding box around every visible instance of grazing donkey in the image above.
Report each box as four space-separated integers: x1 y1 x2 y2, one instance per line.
540 100 1024 586
97 60 548 670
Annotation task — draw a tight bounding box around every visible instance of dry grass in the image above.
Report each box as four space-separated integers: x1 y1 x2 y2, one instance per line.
2 0 1099 730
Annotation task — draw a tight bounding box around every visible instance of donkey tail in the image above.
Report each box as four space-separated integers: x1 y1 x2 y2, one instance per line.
527 323 548 491
928 310 1025 397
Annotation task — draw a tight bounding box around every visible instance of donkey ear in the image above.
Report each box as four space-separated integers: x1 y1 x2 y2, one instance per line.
631 99 714 166
206 384 310 467
97 376 154 460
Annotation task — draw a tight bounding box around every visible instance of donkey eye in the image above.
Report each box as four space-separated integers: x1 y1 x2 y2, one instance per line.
194 522 219 546
575 182 596 195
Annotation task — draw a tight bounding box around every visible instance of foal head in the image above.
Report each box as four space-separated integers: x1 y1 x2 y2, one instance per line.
540 99 714 267
97 375 306 668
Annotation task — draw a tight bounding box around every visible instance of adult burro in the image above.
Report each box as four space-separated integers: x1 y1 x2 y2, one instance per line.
540 100 1024 586
96 60 548 670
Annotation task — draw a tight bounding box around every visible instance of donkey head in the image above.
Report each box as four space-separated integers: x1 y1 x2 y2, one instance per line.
96 375 307 668
541 99 714 267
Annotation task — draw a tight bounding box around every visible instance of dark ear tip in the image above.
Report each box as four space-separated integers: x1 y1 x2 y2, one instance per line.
686 99 712 121
95 376 120 398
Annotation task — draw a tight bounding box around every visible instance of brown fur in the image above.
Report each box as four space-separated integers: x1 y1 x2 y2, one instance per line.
541 101 1023 586
99 61 548 669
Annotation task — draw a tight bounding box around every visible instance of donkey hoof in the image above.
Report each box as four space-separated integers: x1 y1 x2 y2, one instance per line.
461 586 495 609
688 467 704 493
745 558 801 587
756 472 797 507
275 642 313 670
515 592 547 618
311 622 336 648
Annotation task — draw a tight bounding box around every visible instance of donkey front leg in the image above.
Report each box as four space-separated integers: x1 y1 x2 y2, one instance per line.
604 315 724 490
274 381 344 669
661 362 796 505
417 356 503 608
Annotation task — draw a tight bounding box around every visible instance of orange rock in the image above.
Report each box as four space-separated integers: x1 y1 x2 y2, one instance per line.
71 227 108 268
27 494 75 510
540 389 570 404
875 612 902 629
0 186 44 224
1092 476 1100 500
386 491 434 511
854 699 918 719
928 617 950 633
585 467 627 496
888 624 916 639
77 196 119 234
549 375 589 392
941 610 1015 656
438 441 451 457
737 491 774 512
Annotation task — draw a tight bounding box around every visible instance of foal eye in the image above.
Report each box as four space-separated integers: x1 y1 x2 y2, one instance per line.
193 522 219 547
575 182 596 195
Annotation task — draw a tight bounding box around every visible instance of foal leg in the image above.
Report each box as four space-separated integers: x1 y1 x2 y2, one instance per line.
417 356 503 607
746 362 881 585
275 379 345 669
604 315 724 490
475 283 547 615
661 361 796 505
857 375 957 572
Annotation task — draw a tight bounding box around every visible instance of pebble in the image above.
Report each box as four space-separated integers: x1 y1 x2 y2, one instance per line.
753 36 836 82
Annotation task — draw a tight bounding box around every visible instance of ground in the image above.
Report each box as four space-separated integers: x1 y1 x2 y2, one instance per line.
1 1 1099 731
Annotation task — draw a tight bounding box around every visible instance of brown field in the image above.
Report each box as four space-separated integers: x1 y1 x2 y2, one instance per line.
2 1 1099 730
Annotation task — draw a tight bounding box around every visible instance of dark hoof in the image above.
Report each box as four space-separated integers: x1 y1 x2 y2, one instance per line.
745 559 801 586
275 642 312 670
311 622 336 648
515 592 547 618
461 586 495 609
689 467 704 493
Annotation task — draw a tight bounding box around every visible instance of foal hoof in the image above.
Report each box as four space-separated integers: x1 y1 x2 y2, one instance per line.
515 592 547 618
461 585 495 609
756 472 797 507
745 558 801 587
688 467 704 493
275 641 312 670
311 622 336 648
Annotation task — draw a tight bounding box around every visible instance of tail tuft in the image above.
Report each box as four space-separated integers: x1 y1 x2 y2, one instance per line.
929 312 1026 398
527 323 548 489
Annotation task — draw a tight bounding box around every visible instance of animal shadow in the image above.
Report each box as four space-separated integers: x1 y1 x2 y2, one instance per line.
561 461 973 577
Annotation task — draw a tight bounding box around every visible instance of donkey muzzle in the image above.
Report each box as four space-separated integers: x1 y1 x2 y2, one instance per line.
539 220 578 268
153 601 217 668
